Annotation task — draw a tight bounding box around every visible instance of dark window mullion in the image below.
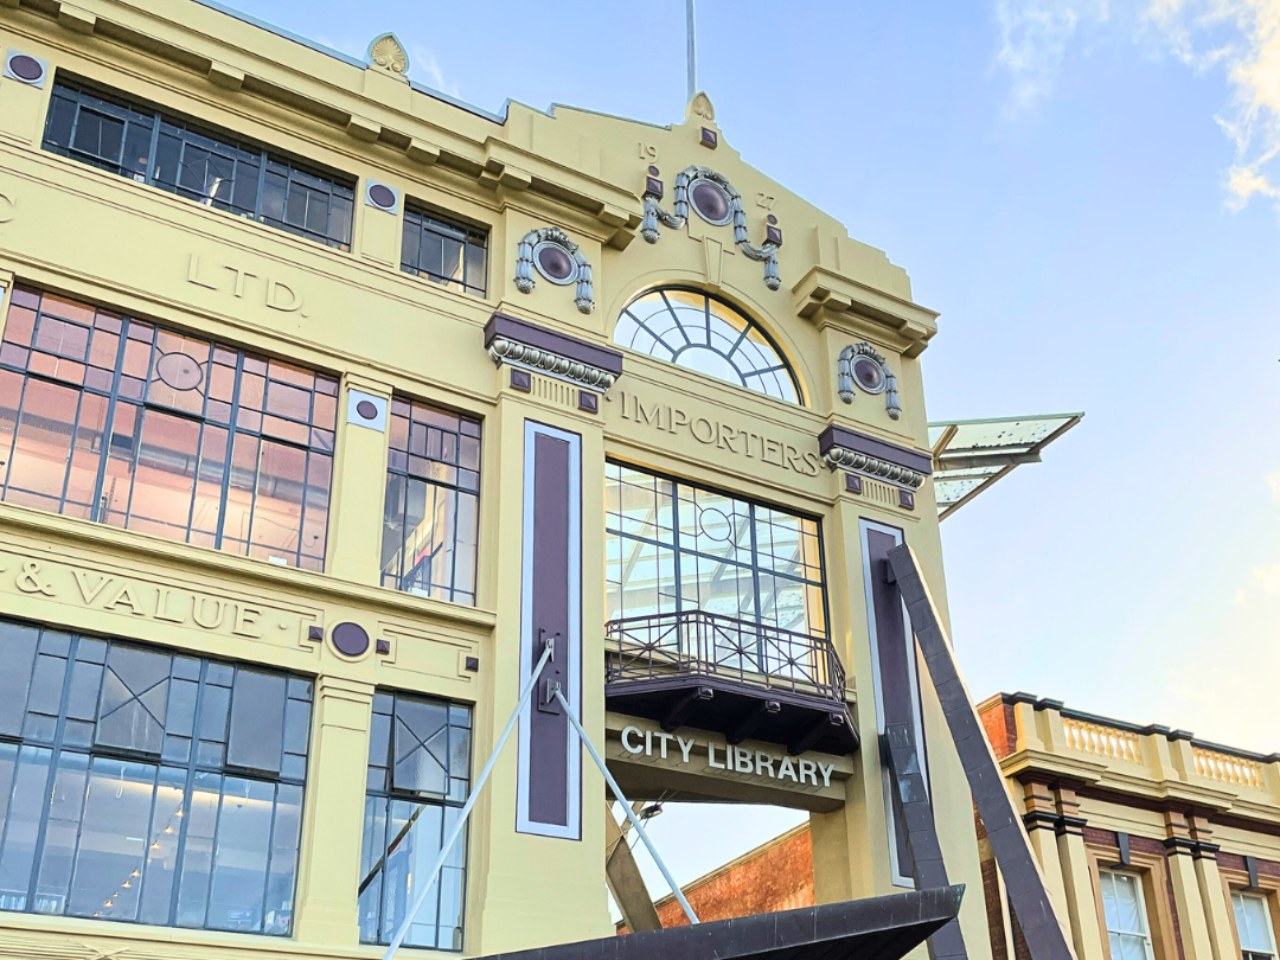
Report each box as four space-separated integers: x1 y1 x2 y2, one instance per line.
89 316 129 524
211 354 246 551
24 630 81 911
144 109 163 188
255 783 280 934
167 659 208 926
253 151 267 220
54 388 89 515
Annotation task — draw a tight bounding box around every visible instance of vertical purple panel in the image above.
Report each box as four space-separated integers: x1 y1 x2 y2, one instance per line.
517 420 582 839
528 433 571 826
865 525 924 882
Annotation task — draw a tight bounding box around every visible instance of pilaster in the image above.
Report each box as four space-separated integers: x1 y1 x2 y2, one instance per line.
326 374 393 585
1163 810 1217 960
1054 785 1105 960
1188 817 1238 960
292 675 376 946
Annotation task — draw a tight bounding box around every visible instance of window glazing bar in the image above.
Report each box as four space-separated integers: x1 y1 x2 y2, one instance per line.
381 640 555 960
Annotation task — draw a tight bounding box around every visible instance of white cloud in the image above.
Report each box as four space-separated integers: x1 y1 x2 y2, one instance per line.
995 0 1280 218
995 0 1111 114
408 44 461 99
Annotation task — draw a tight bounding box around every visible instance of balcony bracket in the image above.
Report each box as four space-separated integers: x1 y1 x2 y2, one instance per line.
728 700 781 745
661 686 714 733
789 711 847 756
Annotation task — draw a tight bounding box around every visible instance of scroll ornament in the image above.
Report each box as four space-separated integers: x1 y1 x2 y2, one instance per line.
641 166 781 291
514 227 594 315
837 343 901 420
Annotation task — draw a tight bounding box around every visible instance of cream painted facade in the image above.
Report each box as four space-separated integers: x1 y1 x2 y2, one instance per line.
0 3 989 960
978 696 1280 960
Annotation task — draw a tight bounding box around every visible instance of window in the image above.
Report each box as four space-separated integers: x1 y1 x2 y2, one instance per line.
1234 892 1278 960
0 618 311 934
401 207 488 297
613 288 800 404
358 692 472 950
380 398 481 604
43 81 354 250
605 462 827 643
0 286 337 570
1100 870 1156 960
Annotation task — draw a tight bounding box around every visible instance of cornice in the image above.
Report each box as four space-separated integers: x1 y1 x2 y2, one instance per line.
792 265 939 357
11 0 645 238
999 748 1109 785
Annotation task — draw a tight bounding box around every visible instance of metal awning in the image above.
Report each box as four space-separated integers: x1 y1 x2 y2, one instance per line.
475 886 964 960
928 413 1083 520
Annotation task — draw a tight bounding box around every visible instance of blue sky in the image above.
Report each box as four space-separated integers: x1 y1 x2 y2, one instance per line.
227 0 1280 894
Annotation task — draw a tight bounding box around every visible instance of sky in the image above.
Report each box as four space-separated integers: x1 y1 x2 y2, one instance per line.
224 0 1280 904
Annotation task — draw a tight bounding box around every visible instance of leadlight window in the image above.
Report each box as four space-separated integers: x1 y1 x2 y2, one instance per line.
0 286 337 570
605 462 827 651
0 618 311 934
401 207 488 297
43 81 354 250
613 288 801 404
358 692 472 950
1100 871 1157 960
1233 892 1278 960
380 398 481 604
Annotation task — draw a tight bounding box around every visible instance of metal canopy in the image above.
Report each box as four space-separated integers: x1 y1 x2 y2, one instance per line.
928 413 1083 520
475 886 964 960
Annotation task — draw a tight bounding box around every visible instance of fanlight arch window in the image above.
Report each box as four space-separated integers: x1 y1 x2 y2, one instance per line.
614 288 801 404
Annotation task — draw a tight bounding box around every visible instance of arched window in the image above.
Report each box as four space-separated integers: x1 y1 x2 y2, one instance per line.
613 288 801 404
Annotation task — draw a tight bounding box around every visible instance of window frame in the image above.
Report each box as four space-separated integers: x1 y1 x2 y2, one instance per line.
400 204 489 297
0 617 312 935
1099 869 1158 960
358 689 473 951
0 285 338 570
612 287 803 405
1233 891 1280 960
42 78 355 251
379 396 482 605
604 459 830 642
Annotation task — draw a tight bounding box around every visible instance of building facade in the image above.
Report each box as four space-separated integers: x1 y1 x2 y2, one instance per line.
0 2 991 959
661 698 1280 960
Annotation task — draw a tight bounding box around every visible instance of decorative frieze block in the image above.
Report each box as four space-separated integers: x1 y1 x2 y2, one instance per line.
484 313 623 393
818 424 931 490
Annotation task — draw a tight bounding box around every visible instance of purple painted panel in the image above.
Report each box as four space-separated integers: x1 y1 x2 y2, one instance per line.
866 528 918 880
528 432 571 827
818 425 933 476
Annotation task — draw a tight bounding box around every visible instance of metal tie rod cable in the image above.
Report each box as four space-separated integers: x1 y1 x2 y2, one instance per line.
382 640 556 960
553 687 700 926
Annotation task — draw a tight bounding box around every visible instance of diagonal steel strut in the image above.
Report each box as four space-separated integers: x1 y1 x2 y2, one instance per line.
886 543 1077 960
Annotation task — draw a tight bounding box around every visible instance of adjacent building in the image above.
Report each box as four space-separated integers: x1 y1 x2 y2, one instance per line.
0 2 1007 959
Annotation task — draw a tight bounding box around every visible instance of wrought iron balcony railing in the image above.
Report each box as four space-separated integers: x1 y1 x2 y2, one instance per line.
605 610 846 706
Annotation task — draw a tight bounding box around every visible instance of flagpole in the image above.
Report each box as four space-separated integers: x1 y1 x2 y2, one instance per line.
686 0 697 103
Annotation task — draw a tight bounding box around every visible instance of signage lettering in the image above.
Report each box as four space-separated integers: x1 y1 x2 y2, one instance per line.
617 390 822 478
1 556 304 641
620 724 835 788
187 254 306 316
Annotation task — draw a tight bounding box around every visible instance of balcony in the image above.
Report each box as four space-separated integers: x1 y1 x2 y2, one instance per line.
604 610 859 756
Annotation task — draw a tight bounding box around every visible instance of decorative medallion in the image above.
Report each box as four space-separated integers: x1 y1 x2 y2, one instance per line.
514 227 595 314
155 352 204 391
4 52 47 87
366 32 409 77
640 166 782 291
689 91 715 121
837 343 901 420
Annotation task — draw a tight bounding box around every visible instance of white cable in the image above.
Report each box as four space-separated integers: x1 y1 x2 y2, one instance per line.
382 641 555 960
554 689 699 926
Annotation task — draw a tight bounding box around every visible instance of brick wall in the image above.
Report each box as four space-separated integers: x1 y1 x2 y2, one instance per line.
645 823 815 929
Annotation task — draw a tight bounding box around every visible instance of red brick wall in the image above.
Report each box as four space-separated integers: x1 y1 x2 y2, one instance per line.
978 699 1017 759
651 825 815 929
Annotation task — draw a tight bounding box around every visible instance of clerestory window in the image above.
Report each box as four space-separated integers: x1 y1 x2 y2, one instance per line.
613 288 800 404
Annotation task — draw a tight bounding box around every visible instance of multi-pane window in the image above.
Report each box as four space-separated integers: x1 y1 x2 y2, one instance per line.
605 462 826 637
359 692 472 950
1234 892 1278 960
0 618 312 934
0 286 337 570
43 81 354 250
1100 871 1156 960
401 207 488 297
613 289 801 404
381 399 481 604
